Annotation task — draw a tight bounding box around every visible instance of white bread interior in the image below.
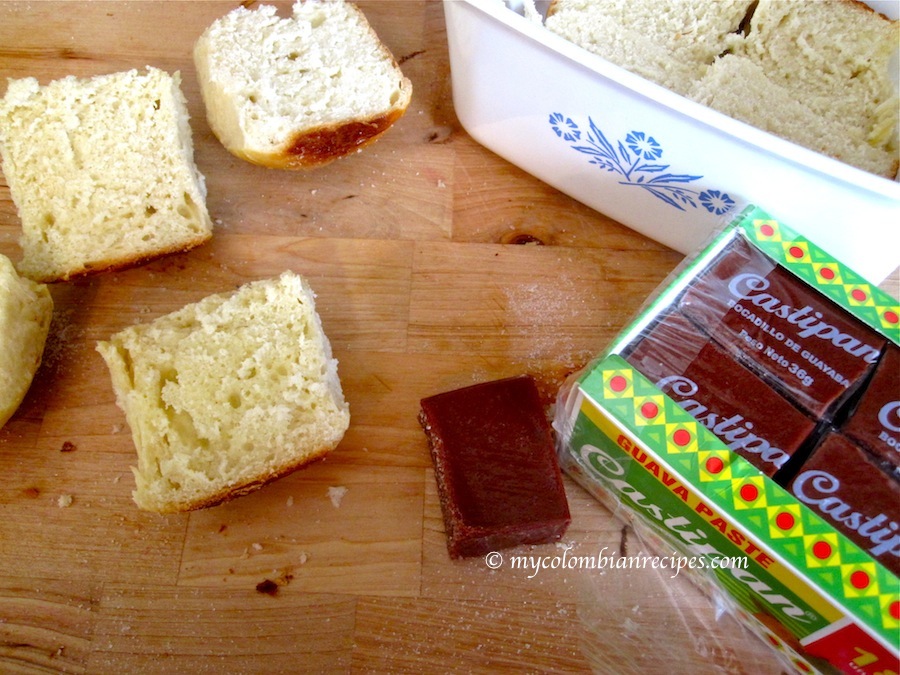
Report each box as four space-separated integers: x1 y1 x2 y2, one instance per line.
0 66 213 283
96 271 350 513
546 0 752 95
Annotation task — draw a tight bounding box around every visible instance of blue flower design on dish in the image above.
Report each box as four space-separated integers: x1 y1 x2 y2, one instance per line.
625 131 662 161
549 112 735 215
550 113 581 143
698 189 736 216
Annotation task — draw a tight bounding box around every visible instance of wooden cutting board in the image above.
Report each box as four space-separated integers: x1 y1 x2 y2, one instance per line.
0 2 866 673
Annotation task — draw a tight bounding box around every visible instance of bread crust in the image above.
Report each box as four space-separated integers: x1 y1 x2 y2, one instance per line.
22 231 212 284
137 445 333 513
241 107 410 170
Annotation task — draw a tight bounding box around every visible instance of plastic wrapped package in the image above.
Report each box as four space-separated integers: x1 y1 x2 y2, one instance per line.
574 507 799 674
554 205 899 674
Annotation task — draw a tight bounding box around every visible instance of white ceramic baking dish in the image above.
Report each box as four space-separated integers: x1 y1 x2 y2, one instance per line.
443 0 900 283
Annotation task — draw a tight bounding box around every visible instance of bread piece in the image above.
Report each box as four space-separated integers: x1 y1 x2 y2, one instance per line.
545 0 753 95
0 67 213 283
194 0 413 169
692 55 898 178
727 0 898 177
96 272 350 513
0 253 53 428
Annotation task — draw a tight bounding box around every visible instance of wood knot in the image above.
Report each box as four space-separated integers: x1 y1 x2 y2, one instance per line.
502 233 546 246
425 126 453 144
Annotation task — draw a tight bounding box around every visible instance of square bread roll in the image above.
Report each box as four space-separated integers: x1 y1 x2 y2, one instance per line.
0 67 213 283
97 272 350 513
0 253 53 428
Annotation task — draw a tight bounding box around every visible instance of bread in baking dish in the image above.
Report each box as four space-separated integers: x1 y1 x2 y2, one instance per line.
0 253 53 429
96 271 350 513
193 0 413 169
545 0 899 179
692 53 898 179
716 0 899 179
544 0 753 96
0 67 213 283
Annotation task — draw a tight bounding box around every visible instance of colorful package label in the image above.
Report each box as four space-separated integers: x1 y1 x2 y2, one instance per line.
565 355 899 653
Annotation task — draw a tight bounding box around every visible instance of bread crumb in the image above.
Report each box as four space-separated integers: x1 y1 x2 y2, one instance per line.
286 495 294 507
327 486 347 508
255 579 278 596
57 494 73 508
251 542 263 551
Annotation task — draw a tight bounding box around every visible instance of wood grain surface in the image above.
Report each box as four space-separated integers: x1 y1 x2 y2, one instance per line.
2 2 887 673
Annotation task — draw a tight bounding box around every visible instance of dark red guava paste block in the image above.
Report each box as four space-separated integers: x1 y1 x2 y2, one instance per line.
679 235 885 419
624 310 816 476
419 374 571 559
841 344 899 474
788 431 899 576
